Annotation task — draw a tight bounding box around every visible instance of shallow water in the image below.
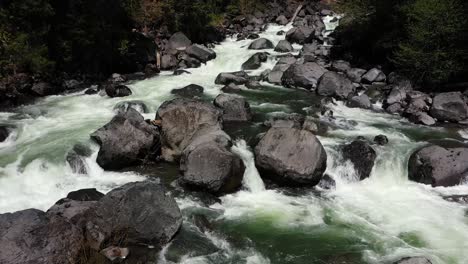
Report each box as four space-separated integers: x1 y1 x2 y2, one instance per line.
1 21 468 264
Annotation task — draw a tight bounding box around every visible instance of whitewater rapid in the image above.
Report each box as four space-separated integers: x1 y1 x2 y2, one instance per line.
0 19 468 264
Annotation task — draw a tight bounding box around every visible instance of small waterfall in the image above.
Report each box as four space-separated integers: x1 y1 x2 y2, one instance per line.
232 139 265 193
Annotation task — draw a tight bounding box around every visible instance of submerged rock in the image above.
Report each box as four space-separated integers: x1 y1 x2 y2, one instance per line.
394 257 432 264
214 93 252 122
408 145 468 187
105 84 132 98
91 108 160 170
373 135 389 146
156 98 223 161
346 68 367 83
430 92 468 122
114 100 148 114
0 209 84 264
248 38 274 50
0 126 10 142
342 139 377 180
255 127 327 186
171 84 204 98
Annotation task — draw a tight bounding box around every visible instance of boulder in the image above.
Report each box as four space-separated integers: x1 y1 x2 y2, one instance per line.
248 38 274 50
215 71 249 85
161 54 178 70
274 40 294 53
0 209 84 264
0 126 10 142
168 32 192 50
255 127 327 186
67 188 104 201
91 108 160 170
241 52 269 70
362 68 386 83
180 54 201 68
394 257 432 264
317 72 355 99
31 82 59 96
84 88 98 95
185 44 216 63
331 60 351 73
430 92 468 122
408 145 468 187
267 57 296 84
276 15 289 25
105 84 132 98
386 103 403 114
342 139 377 180
155 98 223 161
347 94 371 109
408 112 436 126
286 26 314 44
214 94 252 122
374 135 389 145
113 100 148 114
171 84 204 98
221 83 242 93
385 87 407 106
89 181 182 247
282 62 327 89
180 136 244 194
346 68 367 83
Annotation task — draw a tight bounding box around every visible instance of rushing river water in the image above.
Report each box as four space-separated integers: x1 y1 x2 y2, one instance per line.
1 19 468 264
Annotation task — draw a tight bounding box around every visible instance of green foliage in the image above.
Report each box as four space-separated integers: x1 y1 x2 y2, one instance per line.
335 0 468 87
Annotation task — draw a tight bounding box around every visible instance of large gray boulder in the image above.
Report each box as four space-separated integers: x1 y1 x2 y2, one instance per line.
214 93 252 122
248 38 274 50
267 56 296 84
347 94 371 109
180 133 244 194
88 181 182 248
342 139 377 180
394 257 432 264
317 72 355 99
0 209 84 264
408 145 468 187
215 71 249 85
281 62 327 89
346 68 367 83
156 98 223 161
241 52 268 70
274 40 294 53
362 68 386 83
185 44 216 63
430 92 468 122
255 127 327 186
286 26 314 44
105 84 132 98
168 32 192 50
91 108 160 170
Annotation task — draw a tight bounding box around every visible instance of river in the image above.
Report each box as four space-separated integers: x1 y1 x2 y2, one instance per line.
1 19 468 264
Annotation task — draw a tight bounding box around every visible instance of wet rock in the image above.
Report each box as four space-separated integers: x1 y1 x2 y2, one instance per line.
362 68 386 84
214 93 252 122
346 68 367 83
317 72 355 99
373 135 389 146
255 127 327 186
47 199 97 224
84 87 98 95
174 69 191 76
248 38 274 50
286 26 314 44
386 103 403 114
0 209 84 264
347 94 371 109
215 71 249 85
67 188 104 201
221 83 242 93
317 174 336 190
277 30 286 35
180 54 202 68
114 100 148 114
156 98 223 161
331 60 351 73
276 15 289 25
264 113 305 129
168 32 192 50
385 86 407 106
105 84 132 98
186 44 216 63
91 108 160 170
161 54 178 70
408 145 468 187
100 246 129 262
430 92 468 122
0 126 10 142
282 62 327 89
342 139 377 180
394 257 432 264
274 40 294 53
89 181 182 247
66 144 92 174
171 84 204 98
408 112 436 126
241 52 269 70
180 134 244 194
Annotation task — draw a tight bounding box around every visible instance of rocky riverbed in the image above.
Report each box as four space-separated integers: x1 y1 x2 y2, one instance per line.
1 2 468 264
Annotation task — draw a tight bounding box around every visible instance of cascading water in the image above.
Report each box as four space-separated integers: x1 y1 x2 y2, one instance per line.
1 13 468 264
